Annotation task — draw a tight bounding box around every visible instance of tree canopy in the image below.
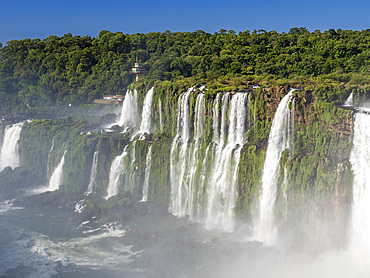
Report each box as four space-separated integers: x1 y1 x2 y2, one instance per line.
1 28 370 114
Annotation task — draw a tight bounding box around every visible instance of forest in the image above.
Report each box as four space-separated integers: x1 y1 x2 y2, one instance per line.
1 27 370 114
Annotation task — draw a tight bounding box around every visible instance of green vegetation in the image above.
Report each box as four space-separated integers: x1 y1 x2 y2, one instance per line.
0 28 363 243
2 28 370 114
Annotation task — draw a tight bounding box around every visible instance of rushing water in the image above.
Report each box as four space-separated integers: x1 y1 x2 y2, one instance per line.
3 87 370 277
47 137 55 178
85 151 98 196
344 92 353 106
170 89 249 231
141 145 152 202
105 146 128 199
139 87 154 135
349 112 370 257
118 90 138 130
0 201 141 278
0 122 24 171
206 93 249 231
32 151 67 194
254 90 294 245
48 151 67 192
158 98 163 133
169 88 193 217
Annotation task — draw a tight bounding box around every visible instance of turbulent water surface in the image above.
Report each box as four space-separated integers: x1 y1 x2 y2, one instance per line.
2 198 369 278
0 201 141 278
2 87 370 278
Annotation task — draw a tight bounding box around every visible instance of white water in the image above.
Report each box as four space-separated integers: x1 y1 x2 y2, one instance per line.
288 98 295 156
344 92 353 106
47 137 55 178
206 93 248 231
118 90 138 130
0 122 25 171
254 90 294 245
105 146 128 199
85 151 98 196
170 90 249 231
281 167 289 222
141 145 152 202
159 98 163 132
212 93 220 142
0 205 135 278
169 88 193 217
219 93 230 147
47 151 67 192
349 112 370 257
139 87 154 134
128 141 137 191
187 93 206 218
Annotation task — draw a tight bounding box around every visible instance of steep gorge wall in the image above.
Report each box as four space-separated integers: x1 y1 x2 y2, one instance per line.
13 85 355 246
282 93 353 250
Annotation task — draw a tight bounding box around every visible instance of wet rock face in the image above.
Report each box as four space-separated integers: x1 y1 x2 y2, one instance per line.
0 85 357 252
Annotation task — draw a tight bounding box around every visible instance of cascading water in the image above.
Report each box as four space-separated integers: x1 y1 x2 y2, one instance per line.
212 93 220 143
218 93 230 147
169 89 249 231
105 146 128 199
186 93 206 219
206 93 249 231
0 122 25 171
47 137 55 178
349 112 370 257
141 145 152 202
169 88 193 217
118 90 138 130
344 92 353 106
254 90 294 245
127 141 137 191
47 151 67 192
288 98 295 156
139 87 154 134
281 167 288 222
85 151 98 196
159 98 163 133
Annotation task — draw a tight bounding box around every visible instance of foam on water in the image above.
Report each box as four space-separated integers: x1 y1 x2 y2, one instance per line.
0 208 138 278
0 122 25 171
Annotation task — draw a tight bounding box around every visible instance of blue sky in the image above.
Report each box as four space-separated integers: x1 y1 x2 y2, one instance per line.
1 0 370 45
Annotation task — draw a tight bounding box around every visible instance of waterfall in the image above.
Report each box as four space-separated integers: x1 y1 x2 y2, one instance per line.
253 98 257 141
169 89 249 231
126 141 138 191
212 93 220 143
187 93 206 219
105 146 128 199
282 167 289 222
344 92 353 106
141 145 153 202
254 90 294 245
118 90 138 130
139 87 154 134
159 98 163 133
288 98 295 156
84 151 98 196
47 137 55 178
169 87 193 217
206 93 248 231
0 122 25 171
349 112 370 257
47 151 67 192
